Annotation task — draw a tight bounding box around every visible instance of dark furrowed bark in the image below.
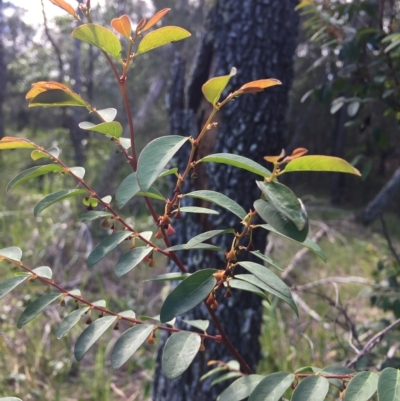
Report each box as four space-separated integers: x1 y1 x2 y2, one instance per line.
153 1 298 400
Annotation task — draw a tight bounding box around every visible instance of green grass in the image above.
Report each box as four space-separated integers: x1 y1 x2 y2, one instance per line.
257 203 400 377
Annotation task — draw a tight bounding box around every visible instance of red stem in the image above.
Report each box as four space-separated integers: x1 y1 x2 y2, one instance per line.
6 258 220 342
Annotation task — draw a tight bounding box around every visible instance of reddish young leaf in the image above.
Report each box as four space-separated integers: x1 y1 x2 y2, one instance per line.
264 149 285 164
237 79 281 94
292 147 308 157
283 147 309 162
142 8 171 32
49 0 76 17
111 15 132 38
136 18 147 33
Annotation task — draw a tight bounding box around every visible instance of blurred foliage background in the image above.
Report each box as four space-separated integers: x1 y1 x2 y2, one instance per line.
0 0 399 399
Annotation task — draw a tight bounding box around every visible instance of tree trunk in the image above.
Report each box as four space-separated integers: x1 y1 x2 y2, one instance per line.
360 167 400 225
330 105 347 205
152 1 298 400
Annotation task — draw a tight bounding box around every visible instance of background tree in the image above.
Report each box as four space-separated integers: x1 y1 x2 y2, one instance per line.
153 1 299 400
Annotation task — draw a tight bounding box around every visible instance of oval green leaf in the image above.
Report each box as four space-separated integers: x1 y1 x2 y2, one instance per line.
212 372 242 386
254 199 308 242
283 155 361 176
159 167 178 178
160 269 217 323
34 189 87 216
56 307 90 339
291 375 329 401
78 211 113 222
250 250 282 271
136 187 166 201
186 229 235 249
162 332 201 380
143 273 191 282
111 324 155 369
173 206 219 215
202 67 236 105
198 153 271 177
344 371 378 401
257 224 326 262
79 121 123 138
182 319 209 332
87 231 133 267
137 135 188 191
165 243 224 252
115 246 153 277
74 315 118 361
0 276 28 299
0 247 22 262
116 172 140 208
236 263 297 314
136 26 191 55
31 146 59 160
248 372 295 401
348 101 361 117
0 137 36 150
69 166 85 179
17 293 62 328
97 108 117 122
184 190 246 220
32 266 53 279
72 24 122 59
7 165 64 192
118 310 136 319
201 367 227 382
28 89 88 108
377 367 400 401
228 279 269 302
256 181 307 231
217 374 265 401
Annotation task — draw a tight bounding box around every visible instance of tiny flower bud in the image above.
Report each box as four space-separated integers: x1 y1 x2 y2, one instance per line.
225 249 236 261
166 224 175 236
101 218 111 228
210 299 219 309
205 294 214 307
147 331 155 344
159 214 170 228
213 271 225 280
155 227 163 239
174 210 182 219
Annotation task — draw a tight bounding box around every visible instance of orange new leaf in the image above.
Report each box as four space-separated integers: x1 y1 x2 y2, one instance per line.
142 8 171 32
111 15 132 38
237 79 282 94
49 0 76 17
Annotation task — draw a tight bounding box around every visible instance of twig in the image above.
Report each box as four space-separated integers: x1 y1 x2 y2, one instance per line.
380 214 400 266
346 317 400 367
291 292 330 329
292 276 372 291
281 227 326 281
